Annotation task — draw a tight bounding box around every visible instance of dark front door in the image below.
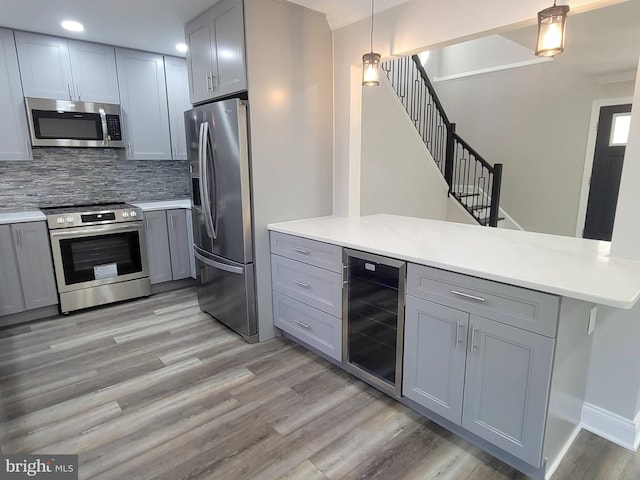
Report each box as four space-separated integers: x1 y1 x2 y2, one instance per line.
583 104 632 241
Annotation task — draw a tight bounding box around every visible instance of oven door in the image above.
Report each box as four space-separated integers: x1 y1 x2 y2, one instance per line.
49 223 149 293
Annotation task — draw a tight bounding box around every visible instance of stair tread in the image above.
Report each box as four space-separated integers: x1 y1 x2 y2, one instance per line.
478 216 505 226
470 204 490 211
456 193 480 198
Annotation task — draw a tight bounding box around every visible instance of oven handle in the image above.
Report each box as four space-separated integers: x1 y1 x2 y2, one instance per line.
49 222 144 240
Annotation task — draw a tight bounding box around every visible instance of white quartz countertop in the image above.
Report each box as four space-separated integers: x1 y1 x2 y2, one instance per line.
0 210 46 225
268 214 640 309
132 199 191 211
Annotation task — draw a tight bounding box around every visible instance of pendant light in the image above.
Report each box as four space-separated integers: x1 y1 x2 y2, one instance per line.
535 1 570 57
362 0 381 86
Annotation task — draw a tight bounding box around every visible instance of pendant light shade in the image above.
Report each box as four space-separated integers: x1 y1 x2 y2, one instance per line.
363 52 381 86
535 1 570 57
362 0 381 86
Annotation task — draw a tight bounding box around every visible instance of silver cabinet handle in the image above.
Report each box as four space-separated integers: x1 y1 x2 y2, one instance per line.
206 73 213 91
127 143 132 158
25 140 32 159
469 326 478 352
16 229 22 247
294 319 311 329
456 322 463 347
293 247 310 254
169 214 174 230
67 83 73 100
76 83 81 100
211 75 217 90
451 290 486 303
293 279 310 288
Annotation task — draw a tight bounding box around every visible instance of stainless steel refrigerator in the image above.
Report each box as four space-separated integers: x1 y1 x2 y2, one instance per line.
185 98 257 343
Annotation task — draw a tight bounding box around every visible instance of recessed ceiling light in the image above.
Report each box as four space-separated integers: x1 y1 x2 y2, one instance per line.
176 43 188 53
61 20 84 32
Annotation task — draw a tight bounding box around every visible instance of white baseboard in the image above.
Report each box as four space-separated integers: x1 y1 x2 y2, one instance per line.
545 425 581 480
581 402 640 451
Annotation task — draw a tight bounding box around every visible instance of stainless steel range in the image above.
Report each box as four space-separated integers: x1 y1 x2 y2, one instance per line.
41 202 150 313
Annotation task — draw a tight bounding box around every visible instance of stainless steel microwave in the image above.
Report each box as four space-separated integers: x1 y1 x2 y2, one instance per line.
25 97 125 148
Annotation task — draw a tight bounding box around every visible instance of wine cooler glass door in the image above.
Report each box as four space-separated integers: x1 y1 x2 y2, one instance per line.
343 249 406 397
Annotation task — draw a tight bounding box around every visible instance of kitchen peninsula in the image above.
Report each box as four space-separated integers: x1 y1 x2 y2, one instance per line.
268 214 640 480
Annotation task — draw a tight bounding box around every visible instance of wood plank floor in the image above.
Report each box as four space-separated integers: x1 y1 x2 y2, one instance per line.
0 287 638 479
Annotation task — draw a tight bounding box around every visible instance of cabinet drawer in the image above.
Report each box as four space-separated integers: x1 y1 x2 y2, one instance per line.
407 264 559 337
271 254 342 318
273 292 342 361
270 231 342 273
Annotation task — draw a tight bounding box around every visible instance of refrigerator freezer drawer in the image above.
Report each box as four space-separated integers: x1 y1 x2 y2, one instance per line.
195 249 258 342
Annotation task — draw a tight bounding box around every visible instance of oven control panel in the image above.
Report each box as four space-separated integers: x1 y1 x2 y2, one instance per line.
44 206 143 229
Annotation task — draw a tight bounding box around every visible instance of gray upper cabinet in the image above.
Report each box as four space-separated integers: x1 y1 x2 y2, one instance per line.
167 209 191 280
0 225 25 316
0 28 31 161
115 48 172 160
67 40 120 104
185 0 247 104
165 56 190 160
144 211 172 285
10 222 58 310
15 31 119 103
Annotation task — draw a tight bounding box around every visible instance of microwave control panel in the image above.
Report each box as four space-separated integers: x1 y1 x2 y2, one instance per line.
106 114 123 141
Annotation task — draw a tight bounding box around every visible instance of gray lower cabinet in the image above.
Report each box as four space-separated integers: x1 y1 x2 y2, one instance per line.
167 209 191 281
269 232 343 361
0 222 57 317
404 293 555 467
0 225 25 316
145 209 192 284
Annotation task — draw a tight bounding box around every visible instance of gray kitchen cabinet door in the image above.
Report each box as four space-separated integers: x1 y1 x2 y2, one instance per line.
15 31 74 100
144 211 172 284
403 295 468 424
164 56 190 160
115 48 172 160
11 222 58 310
167 209 191 280
462 314 555 467
0 28 32 161
185 13 214 104
210 0 247 98
0 225 25 316
68 40 120 104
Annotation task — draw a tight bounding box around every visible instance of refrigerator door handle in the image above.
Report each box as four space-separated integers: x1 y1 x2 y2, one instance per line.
202 121 218 240
198 122 215 239
194 250 244 275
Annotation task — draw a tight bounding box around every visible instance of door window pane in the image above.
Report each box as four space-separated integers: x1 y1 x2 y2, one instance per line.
610 113 632 146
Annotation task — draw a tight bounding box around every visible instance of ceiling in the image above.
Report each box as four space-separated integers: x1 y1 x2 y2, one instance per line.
0 0 637 79
502 0 640 81
0 0 409 57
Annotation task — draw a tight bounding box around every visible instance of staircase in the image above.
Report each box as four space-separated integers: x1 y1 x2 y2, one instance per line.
381 55 503 227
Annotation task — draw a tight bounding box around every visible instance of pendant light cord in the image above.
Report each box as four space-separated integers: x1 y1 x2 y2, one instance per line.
370 0 375 53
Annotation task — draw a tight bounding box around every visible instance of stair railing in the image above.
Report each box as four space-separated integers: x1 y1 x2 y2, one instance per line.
381 55 503 227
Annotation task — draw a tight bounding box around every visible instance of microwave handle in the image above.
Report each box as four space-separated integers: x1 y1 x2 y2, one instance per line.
100 111 108 146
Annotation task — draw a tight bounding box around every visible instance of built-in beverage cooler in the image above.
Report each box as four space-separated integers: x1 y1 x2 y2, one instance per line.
343 249 406 397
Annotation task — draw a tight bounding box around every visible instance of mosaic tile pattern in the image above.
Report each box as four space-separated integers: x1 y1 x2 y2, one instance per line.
0 148 190 210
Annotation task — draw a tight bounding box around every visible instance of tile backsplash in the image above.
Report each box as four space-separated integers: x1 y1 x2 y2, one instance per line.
0 148 190 211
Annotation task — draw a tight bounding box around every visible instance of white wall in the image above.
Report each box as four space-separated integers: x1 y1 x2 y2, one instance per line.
360 75 450 219
582 58 640 436
244 0 333 341
332 0 621 217
432 60 634 236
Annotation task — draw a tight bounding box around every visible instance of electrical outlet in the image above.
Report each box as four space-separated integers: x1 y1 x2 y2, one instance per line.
588 305 598 335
